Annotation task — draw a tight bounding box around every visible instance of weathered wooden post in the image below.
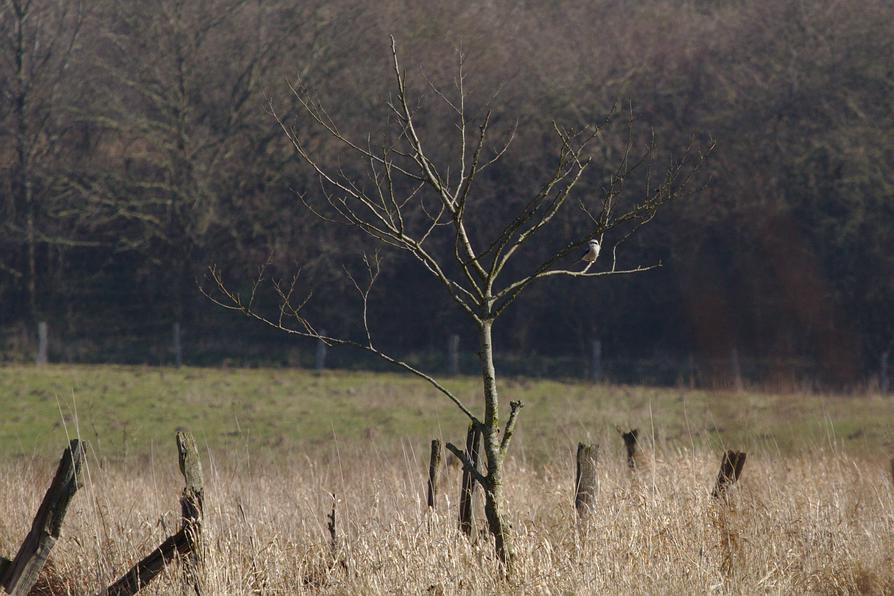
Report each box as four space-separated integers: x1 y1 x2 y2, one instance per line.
711 450 747 578
427 439 441 509
447 334 460 376
621 429 639 470
177 431 203 593
315 331 328 372
458 424 481 535
712 450 746 498
1 440 86 596
575 443 598 519
327 493 338 556
590 339 602 382
36 321 48 365
173 322 183 368
106 431 204 596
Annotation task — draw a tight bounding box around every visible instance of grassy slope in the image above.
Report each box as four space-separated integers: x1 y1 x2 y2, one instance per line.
0 364 891 461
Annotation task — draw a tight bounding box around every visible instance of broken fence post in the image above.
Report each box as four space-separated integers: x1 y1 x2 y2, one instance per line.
427 439 441 509
458 424 481 535
575 442 598 519
621 429 639 470
1 440 86 596
106 431 204 596
712 450 747 499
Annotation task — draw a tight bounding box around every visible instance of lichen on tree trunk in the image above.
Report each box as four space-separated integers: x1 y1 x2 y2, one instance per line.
477 319 514 566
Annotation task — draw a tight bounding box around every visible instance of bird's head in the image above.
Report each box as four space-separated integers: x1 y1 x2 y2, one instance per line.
589 239 600 247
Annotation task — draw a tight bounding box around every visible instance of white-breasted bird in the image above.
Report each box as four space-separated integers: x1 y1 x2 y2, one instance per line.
581 239 601 264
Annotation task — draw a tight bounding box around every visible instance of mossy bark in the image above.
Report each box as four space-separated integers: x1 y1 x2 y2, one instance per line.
477 319 514 566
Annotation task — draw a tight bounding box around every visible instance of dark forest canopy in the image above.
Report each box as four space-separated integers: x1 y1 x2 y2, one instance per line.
1 0 892 388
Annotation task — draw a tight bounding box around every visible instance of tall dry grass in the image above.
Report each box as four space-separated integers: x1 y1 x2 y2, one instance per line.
1 440 892 594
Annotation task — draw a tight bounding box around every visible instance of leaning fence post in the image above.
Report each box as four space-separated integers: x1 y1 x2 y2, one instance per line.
575 443 598 519
458 424 481 535
106 431 204 596
1 440 86 596
36 321 48 365
427 439 442 509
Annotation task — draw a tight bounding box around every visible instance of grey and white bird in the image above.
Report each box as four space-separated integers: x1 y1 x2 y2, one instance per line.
580 239 601 264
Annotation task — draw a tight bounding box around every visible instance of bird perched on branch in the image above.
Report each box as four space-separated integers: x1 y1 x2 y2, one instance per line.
581 239 601 265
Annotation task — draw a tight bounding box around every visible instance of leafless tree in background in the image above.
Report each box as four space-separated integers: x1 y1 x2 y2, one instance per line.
208 38 707 564
0 0 85 323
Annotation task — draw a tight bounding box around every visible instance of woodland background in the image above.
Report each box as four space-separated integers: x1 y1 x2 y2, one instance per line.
1 0 892 387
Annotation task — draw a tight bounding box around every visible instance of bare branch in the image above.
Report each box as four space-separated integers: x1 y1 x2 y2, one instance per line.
202 265 479 424
445 441 486 485
499 400 524 455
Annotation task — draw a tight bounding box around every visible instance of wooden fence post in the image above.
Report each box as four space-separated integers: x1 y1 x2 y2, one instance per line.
458 424 481 535
173 322 183 368
590 339 602 382
315 332 327 372
327 493 338 556
36 321 48 365
712 450 747 578
427 439 441 509
575 443 598 519
106 431 204 596
447 334 460 376
0 440 86 596
712 450 746 498
621 429 639 470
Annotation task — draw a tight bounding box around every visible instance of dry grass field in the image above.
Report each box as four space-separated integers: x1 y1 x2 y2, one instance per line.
1 365 893 593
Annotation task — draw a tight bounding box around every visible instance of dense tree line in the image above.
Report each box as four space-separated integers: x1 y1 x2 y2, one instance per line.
1 0 892 387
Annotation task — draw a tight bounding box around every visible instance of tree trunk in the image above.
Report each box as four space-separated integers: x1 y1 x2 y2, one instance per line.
13 2 37 325
477 320 513 565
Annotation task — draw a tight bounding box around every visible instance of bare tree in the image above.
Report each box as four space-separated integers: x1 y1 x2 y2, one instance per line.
207 38 707 565
0 0 85 323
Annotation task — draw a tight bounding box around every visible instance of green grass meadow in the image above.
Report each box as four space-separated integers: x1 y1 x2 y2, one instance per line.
0 364 891 463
